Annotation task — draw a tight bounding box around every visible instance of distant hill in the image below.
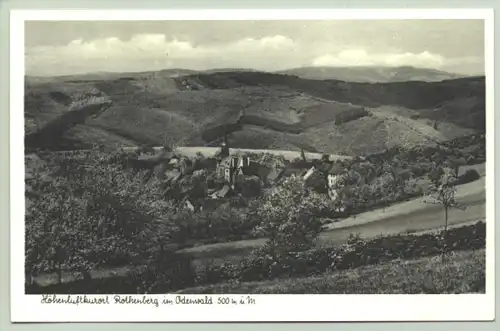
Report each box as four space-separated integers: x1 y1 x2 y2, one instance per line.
201 68 260 74
27 68 200 82
24 69 485 156
27 65 466 84
277 66 466 83
26 68 261 83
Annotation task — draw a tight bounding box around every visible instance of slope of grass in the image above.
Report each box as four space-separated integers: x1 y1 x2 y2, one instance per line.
220 125 318 151
62 125 138 149
89 105 199 146
301 116 389 156
176 249 485 294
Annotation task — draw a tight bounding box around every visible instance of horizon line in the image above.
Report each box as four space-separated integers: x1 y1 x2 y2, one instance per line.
24 64 485 79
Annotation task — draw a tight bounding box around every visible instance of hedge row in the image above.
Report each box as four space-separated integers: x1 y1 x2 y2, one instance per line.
27 221 485 294
196 221 486 284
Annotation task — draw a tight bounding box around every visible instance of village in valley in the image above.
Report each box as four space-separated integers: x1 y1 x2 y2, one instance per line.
127 132 350 216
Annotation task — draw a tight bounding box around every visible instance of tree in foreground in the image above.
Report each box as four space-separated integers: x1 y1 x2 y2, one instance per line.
25 152 183 290
424 165 466 259
252 176 330 264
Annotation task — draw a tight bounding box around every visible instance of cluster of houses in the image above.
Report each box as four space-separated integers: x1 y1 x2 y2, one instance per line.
203 139 352 210
129 136 352 213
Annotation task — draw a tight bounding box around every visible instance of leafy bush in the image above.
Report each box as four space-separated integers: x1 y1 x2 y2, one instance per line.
244 152 287 169
333 106 369 125
252 176 330 261
25 151 187 286
456 169 481 185
173 205 260 245
133 252 197 294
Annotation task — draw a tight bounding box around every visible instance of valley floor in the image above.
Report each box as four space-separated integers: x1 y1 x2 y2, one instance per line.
176 249 485 294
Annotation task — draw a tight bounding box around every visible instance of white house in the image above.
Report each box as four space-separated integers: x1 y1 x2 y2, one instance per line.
327 173 344 189
325 164 348 211
303 165 316 181
327 174 343 200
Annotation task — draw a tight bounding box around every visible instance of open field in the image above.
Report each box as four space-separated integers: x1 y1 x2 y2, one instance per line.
176 249 485 294
121 146 353 161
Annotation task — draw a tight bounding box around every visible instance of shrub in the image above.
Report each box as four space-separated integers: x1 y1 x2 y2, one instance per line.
173 204 260 245
333 107 369 125
134 252 197 294
456 169 481 185
252 176 330 261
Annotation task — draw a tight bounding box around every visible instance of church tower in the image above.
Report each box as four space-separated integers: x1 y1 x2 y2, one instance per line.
220 131 230 158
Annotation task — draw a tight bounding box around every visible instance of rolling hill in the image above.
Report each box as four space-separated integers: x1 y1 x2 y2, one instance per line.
24 69 485 156
277 66 466 83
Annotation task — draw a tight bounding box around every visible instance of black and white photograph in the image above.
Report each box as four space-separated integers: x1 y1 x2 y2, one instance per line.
11 9 494 322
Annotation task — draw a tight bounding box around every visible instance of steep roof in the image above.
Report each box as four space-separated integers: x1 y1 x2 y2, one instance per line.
267 167 285 182
327 163 345 176
218 156 233 168
316 162 333 174
137 154 156 162
303 165 316 180
282 167 305 178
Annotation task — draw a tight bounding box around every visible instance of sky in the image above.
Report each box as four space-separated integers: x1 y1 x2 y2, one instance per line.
25 20 485 76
